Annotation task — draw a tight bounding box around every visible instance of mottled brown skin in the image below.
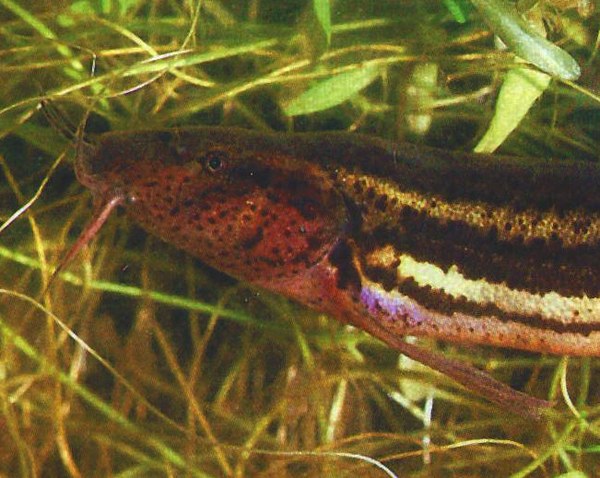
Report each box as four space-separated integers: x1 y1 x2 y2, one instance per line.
73 126 600 418
77 129 347 291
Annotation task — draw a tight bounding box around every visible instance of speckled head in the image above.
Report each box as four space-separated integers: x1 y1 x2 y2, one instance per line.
76 127 348 285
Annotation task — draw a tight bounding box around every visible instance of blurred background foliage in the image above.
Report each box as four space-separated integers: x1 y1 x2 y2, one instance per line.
0 0 599 476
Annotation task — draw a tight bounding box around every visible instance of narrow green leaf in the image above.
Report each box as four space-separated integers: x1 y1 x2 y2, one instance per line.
443 0 470 24
313 0 332 45
470 0 580 80
0 0 86 77
475 67 550 153
284 65 381 116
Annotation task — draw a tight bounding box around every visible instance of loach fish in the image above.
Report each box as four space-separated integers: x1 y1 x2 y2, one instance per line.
61 126 600 419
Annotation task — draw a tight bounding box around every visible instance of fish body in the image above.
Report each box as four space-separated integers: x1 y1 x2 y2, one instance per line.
73 126 600 416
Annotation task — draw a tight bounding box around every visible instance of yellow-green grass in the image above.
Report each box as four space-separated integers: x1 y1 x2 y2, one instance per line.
0 1 599 476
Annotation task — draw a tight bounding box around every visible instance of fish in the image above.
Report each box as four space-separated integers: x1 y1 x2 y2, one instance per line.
61 126 600 418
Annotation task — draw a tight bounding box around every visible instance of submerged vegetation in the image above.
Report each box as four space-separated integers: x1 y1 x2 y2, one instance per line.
0 0 599 476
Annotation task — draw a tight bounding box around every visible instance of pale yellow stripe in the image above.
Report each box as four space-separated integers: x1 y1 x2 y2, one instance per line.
396 253 600 324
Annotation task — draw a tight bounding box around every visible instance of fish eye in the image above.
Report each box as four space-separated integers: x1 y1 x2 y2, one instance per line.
203 150 227 173
208 157 222 171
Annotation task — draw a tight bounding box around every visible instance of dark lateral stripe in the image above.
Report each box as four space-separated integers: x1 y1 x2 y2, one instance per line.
301 134 600 212
357 215 600 296
334 168 600 249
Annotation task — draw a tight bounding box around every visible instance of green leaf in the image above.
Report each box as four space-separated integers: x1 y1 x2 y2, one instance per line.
313 0 331 45
443 0 471 24
284 65 381 116
470 0 580 80
474 67 550 153
299 0 332 60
